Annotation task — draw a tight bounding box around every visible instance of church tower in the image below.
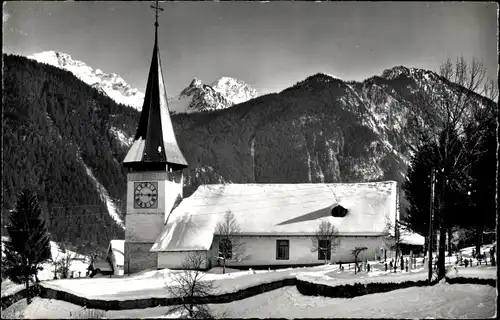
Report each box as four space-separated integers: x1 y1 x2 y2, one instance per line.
123 2 188 274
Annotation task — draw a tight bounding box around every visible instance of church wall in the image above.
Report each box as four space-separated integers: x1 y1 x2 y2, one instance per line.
124 242 158 274
157 250 211 270
125 214 164 242
209 235 387 267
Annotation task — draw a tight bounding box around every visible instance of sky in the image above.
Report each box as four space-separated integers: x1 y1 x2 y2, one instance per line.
3 1 498 95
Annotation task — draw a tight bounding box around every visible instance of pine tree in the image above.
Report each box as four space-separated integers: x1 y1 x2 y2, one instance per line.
4 188 52 304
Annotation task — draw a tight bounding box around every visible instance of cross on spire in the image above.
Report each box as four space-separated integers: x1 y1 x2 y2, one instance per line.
150 0 164 27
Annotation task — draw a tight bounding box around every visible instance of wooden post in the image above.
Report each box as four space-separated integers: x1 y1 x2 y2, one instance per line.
428 169 435 285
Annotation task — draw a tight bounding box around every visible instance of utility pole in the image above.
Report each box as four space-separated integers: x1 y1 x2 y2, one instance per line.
428 168 435 284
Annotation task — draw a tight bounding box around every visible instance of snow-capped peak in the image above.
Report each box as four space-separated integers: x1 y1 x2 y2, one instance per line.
210 76 258 105
28 51 144 111
169 77 259 114
27 51 258 114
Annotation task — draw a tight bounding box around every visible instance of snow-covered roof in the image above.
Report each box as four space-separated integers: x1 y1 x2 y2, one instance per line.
151 181 398 252
108 239 125 266
400 230 425 246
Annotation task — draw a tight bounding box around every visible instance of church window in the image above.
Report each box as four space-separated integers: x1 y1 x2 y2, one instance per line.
318 239 331 260
331 205 348 217
276 240 290 260
219 238 232 260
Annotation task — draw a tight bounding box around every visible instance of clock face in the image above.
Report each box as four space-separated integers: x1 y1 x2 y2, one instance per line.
134 182 158 209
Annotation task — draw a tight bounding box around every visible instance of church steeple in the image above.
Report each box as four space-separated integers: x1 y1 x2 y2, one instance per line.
124 1 188 171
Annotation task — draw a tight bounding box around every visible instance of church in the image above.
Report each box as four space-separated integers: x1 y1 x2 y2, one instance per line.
122 5 402 274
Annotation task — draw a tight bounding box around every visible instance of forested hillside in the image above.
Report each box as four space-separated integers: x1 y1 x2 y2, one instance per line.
2 54 138 254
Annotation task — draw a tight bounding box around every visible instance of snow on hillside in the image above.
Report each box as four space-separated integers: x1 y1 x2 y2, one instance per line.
109 126 133 147
27 51 144 110
76 152 124 229
38 241 90 281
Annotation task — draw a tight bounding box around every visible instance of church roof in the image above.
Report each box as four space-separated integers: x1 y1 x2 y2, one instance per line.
123 27 188 169
151 181 398 252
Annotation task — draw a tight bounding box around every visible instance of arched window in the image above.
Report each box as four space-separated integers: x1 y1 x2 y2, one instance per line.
219 238 232 260
331 205 348 218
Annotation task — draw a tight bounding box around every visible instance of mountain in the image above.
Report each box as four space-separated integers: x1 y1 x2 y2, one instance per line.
168 77 259 114
3 53 495 253
210 76 259 105
27 51 145 110
27 51 259 114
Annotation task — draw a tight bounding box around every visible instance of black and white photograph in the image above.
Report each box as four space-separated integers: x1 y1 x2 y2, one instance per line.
1 1 498 318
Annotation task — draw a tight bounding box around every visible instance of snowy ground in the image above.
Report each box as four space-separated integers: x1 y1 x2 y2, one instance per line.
2 283 495 319
209 283 496 319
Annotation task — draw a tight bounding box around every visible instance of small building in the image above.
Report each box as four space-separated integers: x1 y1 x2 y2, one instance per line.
91 260 113 277
151 181 398 269
399 229 425 256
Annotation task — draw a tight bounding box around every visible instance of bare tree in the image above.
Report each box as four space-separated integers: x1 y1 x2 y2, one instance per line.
351 247 368 274
405 56 497 279
56 253 75 279
311 220 341 265
214 211 245 274
383 216 405 264
166 252 215 319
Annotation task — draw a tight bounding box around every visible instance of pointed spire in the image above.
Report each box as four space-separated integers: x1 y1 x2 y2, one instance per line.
124 2 188 171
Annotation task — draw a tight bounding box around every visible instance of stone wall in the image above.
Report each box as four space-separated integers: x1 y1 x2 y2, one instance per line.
39 278 297 311
444 276 496 287
296 278 430 298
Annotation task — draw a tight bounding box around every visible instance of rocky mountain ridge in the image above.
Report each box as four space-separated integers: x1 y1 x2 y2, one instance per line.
28 51 145 110
27 51 259 113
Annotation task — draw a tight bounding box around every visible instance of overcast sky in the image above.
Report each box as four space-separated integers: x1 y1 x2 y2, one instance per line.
3 1 498 95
